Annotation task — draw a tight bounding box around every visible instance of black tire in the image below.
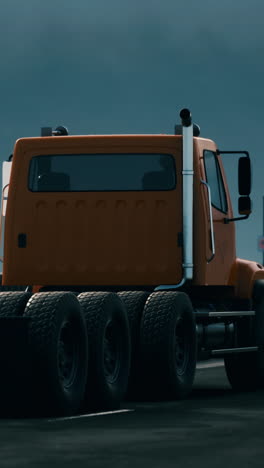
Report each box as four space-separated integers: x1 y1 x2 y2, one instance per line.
0 291 31 317
224 353 257 392
0 292 31 416
24 292 88 416
78 291 130 411
253 279 264 387
224 280 264 391
224 319 257 391
117 291 149 397
140 291 197 400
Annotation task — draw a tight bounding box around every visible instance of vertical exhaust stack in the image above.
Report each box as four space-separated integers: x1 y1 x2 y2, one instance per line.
155 108 194 291
180 108 194 281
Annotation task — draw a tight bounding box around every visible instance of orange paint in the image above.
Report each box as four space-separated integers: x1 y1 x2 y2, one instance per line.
3 133 263 299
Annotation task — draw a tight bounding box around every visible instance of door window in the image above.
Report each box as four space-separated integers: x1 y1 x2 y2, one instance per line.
204 150 228 213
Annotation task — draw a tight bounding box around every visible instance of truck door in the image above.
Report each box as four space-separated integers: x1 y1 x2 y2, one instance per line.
199 141 236 285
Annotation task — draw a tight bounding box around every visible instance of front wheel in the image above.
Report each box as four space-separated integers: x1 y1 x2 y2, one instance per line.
225 280 264 391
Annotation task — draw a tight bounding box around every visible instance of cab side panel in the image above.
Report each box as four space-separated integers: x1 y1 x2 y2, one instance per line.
3 138 183 287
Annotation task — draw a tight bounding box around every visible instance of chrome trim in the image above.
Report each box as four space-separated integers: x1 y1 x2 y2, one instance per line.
201 180 215 263
155 115 194 291
182 124 194 281
195 310 256 318
212 346 258 355
0 183 9 263
154 277 186 291
208 311 255 317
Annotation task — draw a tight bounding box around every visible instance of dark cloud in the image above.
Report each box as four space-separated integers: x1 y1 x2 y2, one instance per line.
0 0 263 261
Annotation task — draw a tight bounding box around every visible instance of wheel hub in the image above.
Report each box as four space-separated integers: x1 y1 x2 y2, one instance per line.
174 317 189 376
58 320 78 389
103 320 121 384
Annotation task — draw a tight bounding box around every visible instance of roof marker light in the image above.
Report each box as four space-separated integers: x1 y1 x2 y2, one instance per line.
41 126 69 137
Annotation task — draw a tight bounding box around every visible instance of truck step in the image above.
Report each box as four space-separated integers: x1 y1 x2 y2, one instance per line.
196 310 255 318
211 346 258 356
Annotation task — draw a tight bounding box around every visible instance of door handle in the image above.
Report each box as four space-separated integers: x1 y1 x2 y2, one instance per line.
18 233 27 248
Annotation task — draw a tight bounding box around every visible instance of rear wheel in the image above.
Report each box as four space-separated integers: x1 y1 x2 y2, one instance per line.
0 291 31 317
140 291 197 400
24 292 88 416
117 291 149 397
0 292 32 415
78 292 130 411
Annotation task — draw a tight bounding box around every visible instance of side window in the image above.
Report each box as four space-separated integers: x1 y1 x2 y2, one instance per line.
204 150 228 213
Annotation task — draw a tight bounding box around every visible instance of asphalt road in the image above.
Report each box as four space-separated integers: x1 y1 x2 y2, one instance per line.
1 361 264 468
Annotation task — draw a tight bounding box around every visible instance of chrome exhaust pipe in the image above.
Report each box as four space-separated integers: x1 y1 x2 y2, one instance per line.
155 108 194 290
180 109 194 281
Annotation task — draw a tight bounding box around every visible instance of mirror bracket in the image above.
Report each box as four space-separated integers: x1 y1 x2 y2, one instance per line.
224 215 249 224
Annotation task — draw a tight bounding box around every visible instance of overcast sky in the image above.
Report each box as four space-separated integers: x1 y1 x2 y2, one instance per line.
0 0 263 262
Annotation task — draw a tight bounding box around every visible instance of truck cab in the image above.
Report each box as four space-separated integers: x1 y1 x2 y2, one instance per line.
2 116 261 297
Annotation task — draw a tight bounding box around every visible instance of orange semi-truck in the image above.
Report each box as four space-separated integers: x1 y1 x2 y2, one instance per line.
0 108 264 416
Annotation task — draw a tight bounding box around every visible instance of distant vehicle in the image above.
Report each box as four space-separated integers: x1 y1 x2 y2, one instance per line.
0 109 263 416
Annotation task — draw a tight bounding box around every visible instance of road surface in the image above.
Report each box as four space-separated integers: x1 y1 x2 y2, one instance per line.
0 360 263 468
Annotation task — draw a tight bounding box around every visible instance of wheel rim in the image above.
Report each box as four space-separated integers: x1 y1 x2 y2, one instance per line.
174 316 190 376
103 319 121 384
58 320 79 389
